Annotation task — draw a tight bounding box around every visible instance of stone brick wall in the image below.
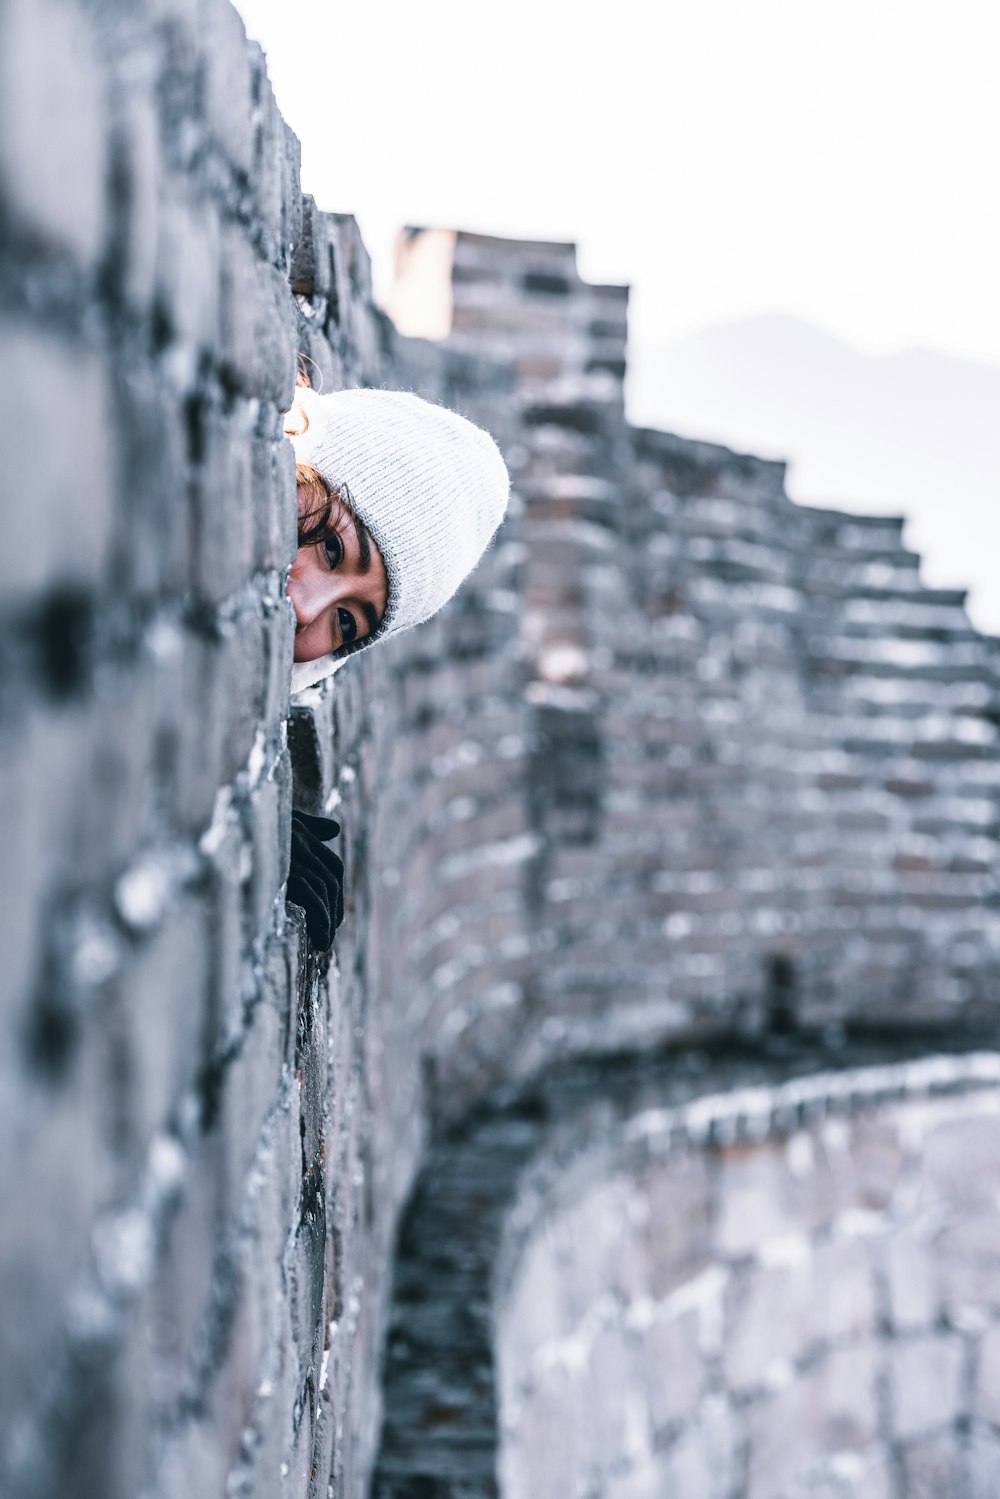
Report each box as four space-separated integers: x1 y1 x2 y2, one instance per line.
374 232 1000 1495
405 229 1000 1107
1 0 307 1492
2 5 999 1499
497 1060 1000 1499
0 3 523 1492
0 4 464 1494
373 1038 1000 1497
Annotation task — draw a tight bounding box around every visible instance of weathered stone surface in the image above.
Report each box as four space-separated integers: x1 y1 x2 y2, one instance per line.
888 1334 965 1440
638 1150 714 1297
919 1099 1000 1206
715 1140 802 1256
656 1394 737 1499
0 328 114 604
494 1085 1000 1499
884 1224 938 1332
848 1114 905 1210
3 2 1000 1497
938 1205 1000 1323
967 1426 1000 1499
641 1302 706 1429
757 1446 893 1499
898 1432 965 1499
499 1360 595 1499
811 1236 877 1344
0 0 107 265
746 1344 880 1499
974 1322 1000 1423
725 1249 816 1393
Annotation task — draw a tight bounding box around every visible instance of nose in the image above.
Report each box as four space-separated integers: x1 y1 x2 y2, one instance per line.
287 558 349 630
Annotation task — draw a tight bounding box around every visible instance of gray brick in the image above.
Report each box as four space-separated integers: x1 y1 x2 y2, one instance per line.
154 185 222 358
74 669 160 886
0 325 114 604
0 723 49 1017
112 368 190 596
655 1396 736 1499
113 57 163 313
746 1344 880 1499
0 0 108 265
219 230 297 400
975 1323 1000 1423
189 396 257 602
173 626 227 832
119 896 211 1149
938 1206 1000 1323
252 431 297 574
725 1254 816 1394
249 54 294 263
885 1225 938 1332
899 1433 964 1499
246 751 292 935
888 1334 965 1441
198 0 255 174
218 608 269 787
642 1303 706 1430
967 1426 1000 1499
0 1018 113 1451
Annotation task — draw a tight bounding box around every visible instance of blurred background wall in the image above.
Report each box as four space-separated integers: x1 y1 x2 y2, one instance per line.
0 3 998 1498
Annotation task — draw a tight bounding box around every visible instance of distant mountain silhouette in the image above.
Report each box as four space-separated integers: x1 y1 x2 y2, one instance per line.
627 315 1000 633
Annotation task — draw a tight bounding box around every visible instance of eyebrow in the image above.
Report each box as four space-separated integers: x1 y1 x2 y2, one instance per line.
344 511 382 640
352 512 372 574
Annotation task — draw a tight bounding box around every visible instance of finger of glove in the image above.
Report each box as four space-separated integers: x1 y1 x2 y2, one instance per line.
292 812 341 842
287 866 332 951
288 837 333 925
287 858 329 931
292 832 343 904
318 850 345 931
290 835 343 936
331 858 345 930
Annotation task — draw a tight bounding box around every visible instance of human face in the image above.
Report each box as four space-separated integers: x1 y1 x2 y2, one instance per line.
288 495 389 662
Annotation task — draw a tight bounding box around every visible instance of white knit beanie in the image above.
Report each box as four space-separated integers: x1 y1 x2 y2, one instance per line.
289 386 509 683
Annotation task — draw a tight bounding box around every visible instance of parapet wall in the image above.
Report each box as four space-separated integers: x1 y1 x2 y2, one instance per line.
498 1059 1000 1499
1 4 999 1499
430 228 1000 1068
0 3 436 1492
375 1044 1000 1497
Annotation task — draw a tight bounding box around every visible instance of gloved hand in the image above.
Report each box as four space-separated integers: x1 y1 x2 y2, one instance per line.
287 811 345 951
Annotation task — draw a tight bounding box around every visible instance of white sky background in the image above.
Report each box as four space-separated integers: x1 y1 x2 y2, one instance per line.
235 0 1000 625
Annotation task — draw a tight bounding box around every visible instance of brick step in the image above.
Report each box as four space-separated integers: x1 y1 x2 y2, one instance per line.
794 506 907 546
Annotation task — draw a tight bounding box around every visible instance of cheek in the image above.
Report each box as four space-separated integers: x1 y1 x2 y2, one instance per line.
289 543 315 581
293 620 332 663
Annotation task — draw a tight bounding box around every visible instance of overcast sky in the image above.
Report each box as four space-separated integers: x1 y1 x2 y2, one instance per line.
235 0 999 364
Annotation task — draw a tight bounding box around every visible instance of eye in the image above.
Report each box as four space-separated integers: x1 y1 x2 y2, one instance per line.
338 607 357 645
323 532 343 569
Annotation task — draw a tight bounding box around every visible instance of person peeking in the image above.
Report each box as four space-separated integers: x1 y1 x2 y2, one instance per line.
281 376 510 951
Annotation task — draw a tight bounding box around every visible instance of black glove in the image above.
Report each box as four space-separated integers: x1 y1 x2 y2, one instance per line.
287 811 345 951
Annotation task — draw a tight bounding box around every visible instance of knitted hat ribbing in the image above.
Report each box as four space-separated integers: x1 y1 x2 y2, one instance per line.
289 386 510 655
